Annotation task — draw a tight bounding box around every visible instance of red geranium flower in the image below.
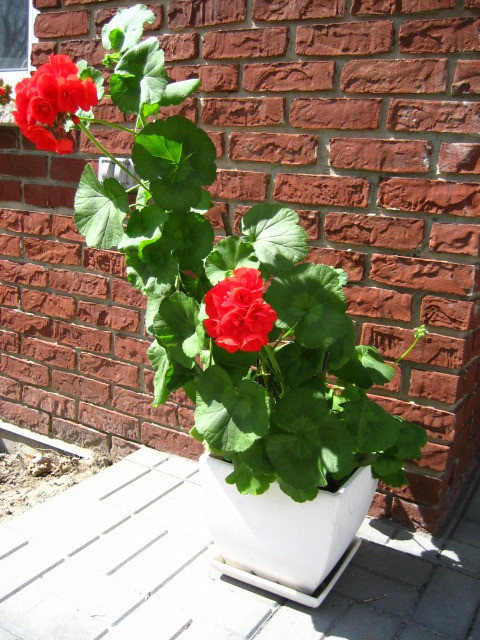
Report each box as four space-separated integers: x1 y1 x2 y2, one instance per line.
204 268 277 354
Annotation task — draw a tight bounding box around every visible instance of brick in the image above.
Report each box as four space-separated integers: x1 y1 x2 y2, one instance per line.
308 247 365 281
351 0 455 13
114 336 150 364
0 209 22 232
452 60 480 95
22 386 75 420
0 235 21 257
112 388 178 426
83 248 126 276
111 279 147 309
59 39 105 67
400 18 480 53
0 260 46 287
51 216 84 242
429 222 480 257
387 99 480 134
203 28 288 59
54 321 111 353
370 253 477 296
24 238 80 266
22 292 75 326
52 418 109 454
22 337 76 369
0 155 47 179
296 21 393 56
340 59 447 94
80 128 134 156
210 170 269 201
24 184 76 210
50 158 88 183
253 0 342 20
409 370 464 405
290 98 382 130
439 143 480 175
78 402 139 440
77 301 140 332
0 309 52 337
110 437 140 460
324 212 424 250
168 64 238 92
0 130 18 150
393 471 449 507
168 0 246 29
0 375 21 400
141 423 203 460
23 211 52 236
243 61 334 92
345 286 413 321
330 138 430 173
0 330 19 353
79 353 139 388
0 354 49 386
30 41 56 66
274 173 369 207
49 269 109 300
0 400 50 435
466 0 480 6
157 33 199 61
361 323 468 369
0 284 19 307
378 177 480 218
421 296 480 332
34 11 89 38
156 98 198 123
64 0 109 3
202 97 284 126
52 370 110 404
0 179 21 202
228 132 317 165
207 131 225 158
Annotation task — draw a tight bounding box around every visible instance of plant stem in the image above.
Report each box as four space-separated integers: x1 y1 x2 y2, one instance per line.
272 323 297 349
263 345 286 397
77 121 153 198
83 118 136 135
394 324 427 366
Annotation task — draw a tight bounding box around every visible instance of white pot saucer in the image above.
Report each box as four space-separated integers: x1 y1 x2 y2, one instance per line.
210 536 361 608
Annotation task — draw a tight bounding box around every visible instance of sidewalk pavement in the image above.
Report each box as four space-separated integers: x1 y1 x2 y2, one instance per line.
0 447 479 640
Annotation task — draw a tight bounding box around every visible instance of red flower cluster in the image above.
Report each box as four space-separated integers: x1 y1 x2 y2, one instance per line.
13 55 98 155
204 268 277 353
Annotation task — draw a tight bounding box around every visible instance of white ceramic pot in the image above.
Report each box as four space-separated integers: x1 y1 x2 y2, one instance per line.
199 453 378 594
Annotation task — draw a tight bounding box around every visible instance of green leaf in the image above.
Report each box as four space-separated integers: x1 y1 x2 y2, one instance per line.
191 189 212 215
181 269 211 303
147 339 197 405
204 237 260 285
371 455 408 487
226 456 274 496
278 480 318 503
153 291 205 368
238 440 275 476
162 210 214 271
275 342 326 389
125 244 177 295
145 289 164 335
211 343 258 370
241 204 308 275
77 60 105 100
195 366 270 452
74 165 129 249
388 419 427 460
333 345 395 390
159 78 201 106
101 3 155 52
110 38 168 114
265 263 352 350
132 116 216 210
117 205 168 256
342 392 401 453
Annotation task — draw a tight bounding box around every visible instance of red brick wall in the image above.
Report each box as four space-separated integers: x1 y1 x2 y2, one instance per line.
0 0 479 532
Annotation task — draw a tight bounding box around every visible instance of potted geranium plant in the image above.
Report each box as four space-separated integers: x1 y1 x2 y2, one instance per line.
13 4 427 600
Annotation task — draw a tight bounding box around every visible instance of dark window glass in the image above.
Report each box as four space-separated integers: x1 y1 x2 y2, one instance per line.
0 0 29 71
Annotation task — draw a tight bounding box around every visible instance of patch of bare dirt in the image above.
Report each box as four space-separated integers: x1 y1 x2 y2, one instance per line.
0 447 110 524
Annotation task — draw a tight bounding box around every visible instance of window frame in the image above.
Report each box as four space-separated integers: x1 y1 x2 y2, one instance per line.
0 1 38 90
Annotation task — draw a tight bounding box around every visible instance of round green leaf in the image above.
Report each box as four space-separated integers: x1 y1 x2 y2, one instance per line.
275 342 326 389
226 456 274 496
332 345 395 389
204 236 260 285
118 205 168 256
125 244 178 295
101 4 155 52
241 204 308 275
162 210 214 271
74 165 129 250
158 79 201 106
278 480 318 503
195 366 270 453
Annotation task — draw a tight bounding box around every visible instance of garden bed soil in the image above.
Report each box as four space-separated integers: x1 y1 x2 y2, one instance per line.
0 447 109 524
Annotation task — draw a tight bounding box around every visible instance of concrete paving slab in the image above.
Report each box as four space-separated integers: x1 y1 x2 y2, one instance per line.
451 519 480 549
72 459 150 499
0 526 28 561
124 447 169 468
156 456 199 479
176 620 243 639
397 623 456 640
440 539 480 576
0 626 23 640
325 603 399 640
465 487 480 524
101 468 182 514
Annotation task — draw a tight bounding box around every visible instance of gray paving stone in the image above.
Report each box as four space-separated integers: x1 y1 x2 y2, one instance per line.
397 622 455 640
72 459 150 499
440 539 480 576
451 519 480 549
353 541 434 587
0 525 28 561
102 468 182 514
157 551 280 638
178 620 243 639
156 456 199 479
465 487 480 524
124 447 169 469
468 607 480 639
357 518 396 546
413 566 480 639
334 564 419 617
0 625 23 640
0 541 63 602
325 603 399 640
73 515 167 574
0 580 106 640
387 529 441 562
255 593 350 640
